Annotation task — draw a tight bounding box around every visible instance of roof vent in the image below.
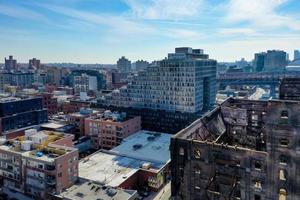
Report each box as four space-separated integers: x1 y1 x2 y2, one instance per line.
106 188 117 197
147 136 155 141
75 192 84 197
133 144 143 150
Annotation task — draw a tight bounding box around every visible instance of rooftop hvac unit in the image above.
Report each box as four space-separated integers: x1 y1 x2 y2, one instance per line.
0 138 6 145
142 162 151 170
25 129 37 139
21 140 33 151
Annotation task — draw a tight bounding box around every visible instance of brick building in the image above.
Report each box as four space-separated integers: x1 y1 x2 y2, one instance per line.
0 130 78 199
68 108 100 139
171 98 300 200
36 92 58 116
279 78 300 101
84 110 141 149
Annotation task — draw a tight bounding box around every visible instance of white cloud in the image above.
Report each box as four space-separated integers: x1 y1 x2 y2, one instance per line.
163 29 202 39
218 28 258 36
124 0 204 20
38 4 155 35
225 0 300 31
0 4 48 22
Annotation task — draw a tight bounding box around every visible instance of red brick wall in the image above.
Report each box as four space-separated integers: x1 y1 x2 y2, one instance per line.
50 134 74 147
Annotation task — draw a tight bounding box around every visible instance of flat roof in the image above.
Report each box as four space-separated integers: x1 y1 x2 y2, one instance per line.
79 152 140 187
58 179 136 200
111 130 171 164
79 130 171 187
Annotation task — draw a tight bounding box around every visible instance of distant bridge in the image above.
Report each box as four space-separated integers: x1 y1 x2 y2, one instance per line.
217 71 300 97
217 71 300 88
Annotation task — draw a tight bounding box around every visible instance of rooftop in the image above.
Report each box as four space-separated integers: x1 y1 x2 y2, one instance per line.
0 130 76 162
86 110 131 122
79 130 171 187
79 151 141 187
69 108 100 118
111 130 171 164
58 179 137 200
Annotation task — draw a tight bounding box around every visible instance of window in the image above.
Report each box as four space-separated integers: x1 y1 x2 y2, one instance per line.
194 165 201 174
58 172 62 177
281 110 288 118
254 181 262 189
254 161 262 170
254 194 261 200
235 189 241 198
179 147 184 156
194 149 201 159
279 169 286 181
279 188 287 200
279 155 288 165
279 139 289 147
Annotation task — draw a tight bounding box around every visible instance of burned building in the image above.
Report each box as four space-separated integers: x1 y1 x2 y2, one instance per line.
280 78 300 101
171 98 300 200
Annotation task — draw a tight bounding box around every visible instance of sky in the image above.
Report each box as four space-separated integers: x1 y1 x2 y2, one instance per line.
0 0 300 64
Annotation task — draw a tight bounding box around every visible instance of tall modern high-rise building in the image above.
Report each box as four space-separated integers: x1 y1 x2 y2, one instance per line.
29 58 41 69
4 55 17 71
294 50 300 61
135 60 149 71
117 56 131 73
100 47 217 113
264 50 287 71
253 50 287 71
73 73 97 93
253 52 266 72
97 47 216 133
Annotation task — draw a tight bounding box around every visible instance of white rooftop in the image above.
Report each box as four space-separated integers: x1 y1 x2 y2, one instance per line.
58 179 136 200
79 152 141 187
78 130 171 187
111 130 171 164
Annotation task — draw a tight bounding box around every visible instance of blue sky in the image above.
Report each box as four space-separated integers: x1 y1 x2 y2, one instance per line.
0 0 299 63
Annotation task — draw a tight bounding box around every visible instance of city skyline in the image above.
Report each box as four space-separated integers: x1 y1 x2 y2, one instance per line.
0 0 300 63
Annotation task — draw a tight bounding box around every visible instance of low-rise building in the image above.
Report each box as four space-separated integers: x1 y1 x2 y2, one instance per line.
85 110 141 149
68 108 101 139
0 129 79 199
79 130 171 191
57 179 137 200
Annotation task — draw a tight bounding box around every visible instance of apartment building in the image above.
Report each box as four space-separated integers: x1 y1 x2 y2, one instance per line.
0 129 78 199
100 47 217 113
85 110 141 149
117 56 131 73
36 92 58 116
73 73 97 93
171 98 300 199
0 97 48 136
68 108 100 139
279 78 300 101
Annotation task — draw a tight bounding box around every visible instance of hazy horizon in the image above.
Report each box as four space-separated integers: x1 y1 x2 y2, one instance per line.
0 0 300 63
